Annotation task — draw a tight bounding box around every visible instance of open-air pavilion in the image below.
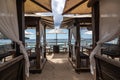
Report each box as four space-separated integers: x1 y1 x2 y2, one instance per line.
0 0 120 80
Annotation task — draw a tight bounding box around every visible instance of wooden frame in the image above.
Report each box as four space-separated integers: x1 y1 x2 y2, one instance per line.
68 18 91 72
25 16 47 73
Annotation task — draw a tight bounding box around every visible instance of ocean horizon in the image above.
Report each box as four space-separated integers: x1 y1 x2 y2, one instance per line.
0 38 92 47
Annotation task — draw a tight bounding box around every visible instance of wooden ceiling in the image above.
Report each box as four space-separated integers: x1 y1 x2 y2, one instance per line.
25 0 52 13
63 0 91 14
61 17 92 29
41 16 54 29
25 16 54 29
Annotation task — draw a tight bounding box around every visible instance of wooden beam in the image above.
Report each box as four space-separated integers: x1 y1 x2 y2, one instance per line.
76 17 92 23
63 19 74 23
63 0 87 14
92 1 99 47
25 17 40 27
41 18 53 22
41 21 53 25
74 19 81 70
43 25 46 58
68 29 71 57
16 1 26 79
36 20 41 69
31 0 52 12
16 0 25 56
87 0 98 7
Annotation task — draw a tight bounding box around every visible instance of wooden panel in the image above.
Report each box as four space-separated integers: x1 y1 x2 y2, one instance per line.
0 55 25 80
25 17 40 27
95 54 120 80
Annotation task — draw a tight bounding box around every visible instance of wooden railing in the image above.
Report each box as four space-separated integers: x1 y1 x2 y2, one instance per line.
0 55 25 80
95 54 120 80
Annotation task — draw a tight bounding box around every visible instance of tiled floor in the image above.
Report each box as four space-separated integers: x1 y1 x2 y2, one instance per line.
28 53 93 80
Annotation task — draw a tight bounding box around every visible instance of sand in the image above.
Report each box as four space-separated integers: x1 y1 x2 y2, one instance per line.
28 53 93 80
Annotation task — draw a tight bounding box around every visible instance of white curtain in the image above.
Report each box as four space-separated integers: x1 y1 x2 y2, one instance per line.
90 0 120 75
39 21 44 58
0 0 29 77
72 26 77 40
39 21 44 40
69 27 72 40
72 45 76 60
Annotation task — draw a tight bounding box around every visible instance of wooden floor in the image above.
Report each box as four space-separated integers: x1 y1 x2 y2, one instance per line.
28 53 93 80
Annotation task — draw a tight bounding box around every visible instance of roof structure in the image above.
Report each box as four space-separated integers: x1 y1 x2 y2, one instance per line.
24 0 53 28
63 0 91 14
41 16 54 29
61 16 92 29
25 16 54 29
25 0 52 13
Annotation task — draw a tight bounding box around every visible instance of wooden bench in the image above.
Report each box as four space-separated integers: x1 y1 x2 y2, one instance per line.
0 55 25 80
95 54 120 80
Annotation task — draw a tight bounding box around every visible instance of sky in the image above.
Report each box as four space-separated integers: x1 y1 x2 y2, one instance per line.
52 0 66 28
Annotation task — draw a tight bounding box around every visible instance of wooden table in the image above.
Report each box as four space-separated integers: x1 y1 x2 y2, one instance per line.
82 46 93 56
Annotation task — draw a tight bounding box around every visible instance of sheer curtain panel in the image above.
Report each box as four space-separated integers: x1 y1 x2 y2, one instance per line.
90 0 120 76
0 0 30 77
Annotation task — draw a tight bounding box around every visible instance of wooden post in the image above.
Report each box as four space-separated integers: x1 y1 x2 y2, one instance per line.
92 1 99 48
68 28 71 57
16 0 25 56
43 25 46 58
74 19 81 70
16 0 25 80
36 21 41 69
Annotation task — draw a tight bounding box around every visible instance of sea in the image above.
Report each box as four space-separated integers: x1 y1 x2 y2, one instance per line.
0 39 92 48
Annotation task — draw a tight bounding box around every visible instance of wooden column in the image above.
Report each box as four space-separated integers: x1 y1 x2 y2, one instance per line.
92 1 100 48
16 0 25 56
36 21 41 69
43 25 46 58
74 19 80 70
68 28 71 57
16 0 25 80
117 36 120 47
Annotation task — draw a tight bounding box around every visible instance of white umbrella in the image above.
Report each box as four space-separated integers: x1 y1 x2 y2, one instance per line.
84 31 92 34
25 31 34 35
47 28 66 45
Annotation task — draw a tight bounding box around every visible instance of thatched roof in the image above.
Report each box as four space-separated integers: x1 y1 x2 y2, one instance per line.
25 0 52 13
63 0 91 14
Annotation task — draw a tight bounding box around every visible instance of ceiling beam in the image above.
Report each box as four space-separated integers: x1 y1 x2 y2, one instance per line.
41 18 53 22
